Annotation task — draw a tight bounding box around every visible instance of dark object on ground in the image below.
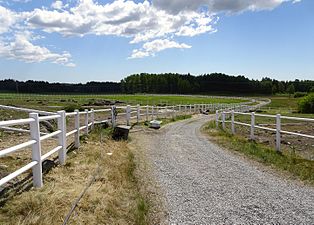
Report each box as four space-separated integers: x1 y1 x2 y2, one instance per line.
112 125 131 140
40 120 55 133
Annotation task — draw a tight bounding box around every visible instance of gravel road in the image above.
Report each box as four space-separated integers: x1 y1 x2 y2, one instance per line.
134 115 314 224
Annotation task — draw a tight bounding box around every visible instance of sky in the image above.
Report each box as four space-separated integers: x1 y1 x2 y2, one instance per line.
0 0 313 83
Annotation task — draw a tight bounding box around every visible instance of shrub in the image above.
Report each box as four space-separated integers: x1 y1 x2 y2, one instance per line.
63 104 83 112
294 92 308 98
298 94 314 113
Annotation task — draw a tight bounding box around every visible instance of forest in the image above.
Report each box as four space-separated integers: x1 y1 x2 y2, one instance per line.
0 73 313 95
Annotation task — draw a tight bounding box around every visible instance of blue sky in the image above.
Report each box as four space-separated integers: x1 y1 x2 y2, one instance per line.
0 0 313 83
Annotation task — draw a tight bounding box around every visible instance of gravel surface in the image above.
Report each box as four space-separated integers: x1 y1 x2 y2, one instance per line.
134 115 314 224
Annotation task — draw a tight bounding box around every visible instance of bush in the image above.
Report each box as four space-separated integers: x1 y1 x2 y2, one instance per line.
298 94 314 113
294 92 308 98
63 104 83 112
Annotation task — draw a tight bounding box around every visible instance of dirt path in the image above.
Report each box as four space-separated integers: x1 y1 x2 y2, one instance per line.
131 115 314 224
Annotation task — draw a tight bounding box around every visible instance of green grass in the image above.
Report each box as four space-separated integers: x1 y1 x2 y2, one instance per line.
204 121 314 184
143 114 192 127
0 93 246 107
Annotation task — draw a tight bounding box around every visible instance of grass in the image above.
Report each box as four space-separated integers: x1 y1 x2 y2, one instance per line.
204 121 314 185
0 93 246 109
143 114 192 127
0 125 148 225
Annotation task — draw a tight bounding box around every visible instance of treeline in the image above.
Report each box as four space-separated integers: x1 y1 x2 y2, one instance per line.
0 80 120 94
121 73 314 95
0 73 313 95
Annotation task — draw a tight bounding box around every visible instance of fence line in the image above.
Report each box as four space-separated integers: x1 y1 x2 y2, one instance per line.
0 102 246 189
216 109 314 152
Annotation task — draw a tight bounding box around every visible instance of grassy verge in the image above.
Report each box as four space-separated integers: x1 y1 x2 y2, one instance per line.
143 114 192 127
203 121 314 185
0 126 148 225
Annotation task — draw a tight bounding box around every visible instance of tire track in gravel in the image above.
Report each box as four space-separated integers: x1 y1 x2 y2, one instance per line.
133 115 314 225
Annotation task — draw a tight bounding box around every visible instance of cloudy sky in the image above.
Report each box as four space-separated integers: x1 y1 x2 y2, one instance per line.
0 0 313 82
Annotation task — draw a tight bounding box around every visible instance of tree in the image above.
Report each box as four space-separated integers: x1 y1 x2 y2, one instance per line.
287 84 295 97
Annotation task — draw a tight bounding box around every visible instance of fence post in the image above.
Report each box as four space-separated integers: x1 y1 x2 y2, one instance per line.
57 110 67 165
137 104 140 123
74 110 80 148
165 105 168 118
216 110 219 128
276 114 281 152
126 105 131 126
185 105 187 114
222 111 226 130
156 106 159 118
151 105 154 120
250 112 255 140
173 105 175 119
179 105 181 114
111 106 116 128
146 105 149 121
29 113 43 188
84 109 89 134
91 108 95 129
231 110 235 134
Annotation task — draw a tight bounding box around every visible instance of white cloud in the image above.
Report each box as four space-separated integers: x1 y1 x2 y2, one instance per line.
0 32 75 66
51 1 66 10
129 39 191 59
0 6 18 34
0 0 301 62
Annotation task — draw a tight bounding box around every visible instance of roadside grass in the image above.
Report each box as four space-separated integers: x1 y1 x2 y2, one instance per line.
203 121 314 185
143 114 192 127
0 126 148 225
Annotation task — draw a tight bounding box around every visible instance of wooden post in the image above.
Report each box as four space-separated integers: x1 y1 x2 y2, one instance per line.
146 105 149 121
137 104 140 123
216 110 219 128
91 108 95 129
250 112 255 140
222 111 226 130
84 109 88 134
111 106 116 128
74 110 80 148
231 110 235 134
29 113 43 188
276 114 281 152
57 110 67 165
126 105 131 126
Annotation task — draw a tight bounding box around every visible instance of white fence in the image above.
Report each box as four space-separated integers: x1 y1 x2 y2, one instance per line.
216 110 314 152
0 102 244 189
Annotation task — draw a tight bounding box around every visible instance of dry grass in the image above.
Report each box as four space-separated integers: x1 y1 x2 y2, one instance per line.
0 126 148 225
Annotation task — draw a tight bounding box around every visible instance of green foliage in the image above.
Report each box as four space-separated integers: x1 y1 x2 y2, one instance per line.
298 94 314 113
63 104 83 112
294 92 308 98
287 84 295 97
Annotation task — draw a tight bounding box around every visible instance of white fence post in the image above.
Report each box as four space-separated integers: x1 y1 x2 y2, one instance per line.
57 110 67 165
111 106 116 128
276 114 281 152
74 109 80 148
216 110 219 128
165 105 168 118
146 105 149 121
156 106 159 118
250 112 255 140
126 105 131 126
84 109 89 134
179 105 181 114
231 110 235 134
91 108 95 129
29 113 43 188
137 104 140 123
173 105 175 119
151 105 154 120
222 111 226 130
189 104 192 114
